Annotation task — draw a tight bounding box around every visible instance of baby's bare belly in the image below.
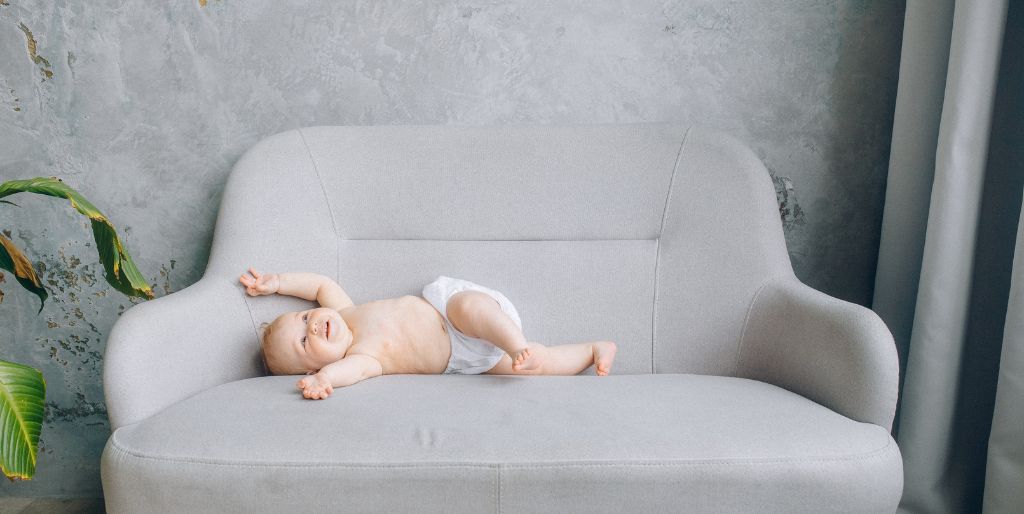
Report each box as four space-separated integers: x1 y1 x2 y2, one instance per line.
347 296 451 375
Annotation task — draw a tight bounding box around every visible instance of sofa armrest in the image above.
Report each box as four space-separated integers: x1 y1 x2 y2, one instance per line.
735 275 900 431
103 277 259 430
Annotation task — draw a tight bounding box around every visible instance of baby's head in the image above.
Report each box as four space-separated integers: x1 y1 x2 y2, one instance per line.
259 307 353 375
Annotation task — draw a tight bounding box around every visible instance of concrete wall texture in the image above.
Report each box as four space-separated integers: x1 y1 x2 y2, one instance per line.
0 0 904 498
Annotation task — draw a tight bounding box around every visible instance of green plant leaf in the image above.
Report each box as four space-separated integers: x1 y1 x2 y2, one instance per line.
0 234 46 313
0 360 45 480
0 177 154 300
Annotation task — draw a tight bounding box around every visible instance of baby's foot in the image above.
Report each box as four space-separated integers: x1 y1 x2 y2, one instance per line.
511 345 543 372
593 341 618 376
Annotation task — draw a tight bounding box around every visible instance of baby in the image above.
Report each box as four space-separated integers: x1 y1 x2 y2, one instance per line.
239 268 618 400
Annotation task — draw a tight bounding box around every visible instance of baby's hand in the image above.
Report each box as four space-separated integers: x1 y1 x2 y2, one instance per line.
297 373 333 400
239 267 279 296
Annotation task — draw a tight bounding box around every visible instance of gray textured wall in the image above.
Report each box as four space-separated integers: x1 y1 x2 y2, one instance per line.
0 0 903 498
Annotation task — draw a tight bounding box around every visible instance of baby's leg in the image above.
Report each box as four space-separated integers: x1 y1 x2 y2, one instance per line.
484 341 618 376
446 291 540 371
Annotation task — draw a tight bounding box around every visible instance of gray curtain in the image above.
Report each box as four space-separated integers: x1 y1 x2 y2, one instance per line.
872 0 1023 512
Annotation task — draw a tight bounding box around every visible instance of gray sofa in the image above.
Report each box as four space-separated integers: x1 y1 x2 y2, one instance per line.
101 123 903 512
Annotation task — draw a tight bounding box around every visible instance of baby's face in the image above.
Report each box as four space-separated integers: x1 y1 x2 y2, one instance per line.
266 307 352 374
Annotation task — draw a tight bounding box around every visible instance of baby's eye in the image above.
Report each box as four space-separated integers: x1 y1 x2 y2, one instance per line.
300 336 307 347
302 313 308 323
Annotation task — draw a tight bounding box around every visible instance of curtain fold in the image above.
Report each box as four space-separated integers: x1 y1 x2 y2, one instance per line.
984 202 1024 512
871 4 953 428
873 0 1024 512
981 2 1024 511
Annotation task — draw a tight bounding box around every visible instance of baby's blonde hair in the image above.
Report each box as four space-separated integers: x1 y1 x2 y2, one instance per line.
258 321 275 375
259 316 309 376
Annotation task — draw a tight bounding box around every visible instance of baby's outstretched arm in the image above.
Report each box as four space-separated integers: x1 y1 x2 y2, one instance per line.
239 268 354 310
296 354 383 399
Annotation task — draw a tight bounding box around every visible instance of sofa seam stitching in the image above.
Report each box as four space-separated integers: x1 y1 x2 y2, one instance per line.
653 126 691 374
652 237 659 375
496 464 502 514
108 426 895 468
333 238 656 242
732 274 789 377
240 292 263 372
298 128 341 279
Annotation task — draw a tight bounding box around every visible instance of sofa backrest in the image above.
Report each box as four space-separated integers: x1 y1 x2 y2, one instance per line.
208 123 793 376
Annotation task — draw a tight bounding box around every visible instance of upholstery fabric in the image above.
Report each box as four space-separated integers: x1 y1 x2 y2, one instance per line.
103 375 902 513
299 123 680 241
103 277 256 428
102 123 903 512
654 127 793 375
738 274 900 430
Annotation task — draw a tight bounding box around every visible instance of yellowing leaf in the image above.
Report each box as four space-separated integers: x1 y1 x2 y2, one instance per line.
0 177 153 300
0 235 46 312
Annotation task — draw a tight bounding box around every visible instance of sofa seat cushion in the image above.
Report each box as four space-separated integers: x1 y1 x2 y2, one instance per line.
103 374 902 513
